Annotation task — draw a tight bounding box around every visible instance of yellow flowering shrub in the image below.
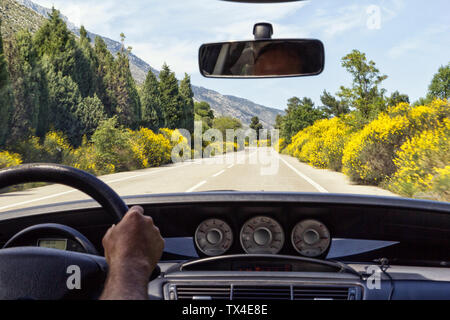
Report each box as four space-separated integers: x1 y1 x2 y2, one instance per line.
43 131 73 164
257 140 271 147
0 151 22 169
342 113 409 183
70 136 113 175
160 128 193 162
275 138 288 153
285 117 353 171
387 119 449 201
129 128 172 168
342 99 448 184
207 142 237 156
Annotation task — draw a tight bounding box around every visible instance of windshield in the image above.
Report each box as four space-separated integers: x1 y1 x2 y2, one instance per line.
0 0 448 212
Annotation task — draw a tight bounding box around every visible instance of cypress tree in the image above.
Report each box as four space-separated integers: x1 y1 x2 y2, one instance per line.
4 30 48 142
179 73 194 133
159 63 183 129
110 35 141 128
0 24 12 147
141 70 162 130
94 36 115 116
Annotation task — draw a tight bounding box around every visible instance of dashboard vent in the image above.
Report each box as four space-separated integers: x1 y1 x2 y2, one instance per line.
232 286 291 300
175 285 231 300
293 285 351 300
170 284 358 300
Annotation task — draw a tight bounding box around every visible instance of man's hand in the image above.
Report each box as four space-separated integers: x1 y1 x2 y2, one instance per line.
100 206 164 300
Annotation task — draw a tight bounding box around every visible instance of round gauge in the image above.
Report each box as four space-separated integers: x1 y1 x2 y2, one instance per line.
240 216 285 254
195 219 233 256
291 219 331 258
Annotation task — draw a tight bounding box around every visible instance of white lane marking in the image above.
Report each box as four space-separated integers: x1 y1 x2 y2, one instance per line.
278 155 329 193
103 163 191 184
0 162 193 212
213 170 226 178
228 164 235 169
0 190 77 212
186 180 207 193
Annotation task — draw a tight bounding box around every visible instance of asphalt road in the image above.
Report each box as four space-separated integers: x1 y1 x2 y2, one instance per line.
0 147 398 213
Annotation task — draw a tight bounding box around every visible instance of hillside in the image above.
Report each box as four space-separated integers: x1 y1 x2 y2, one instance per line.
1 0 283 128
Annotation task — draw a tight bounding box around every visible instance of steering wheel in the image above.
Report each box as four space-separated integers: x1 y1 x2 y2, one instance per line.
0 163 128 300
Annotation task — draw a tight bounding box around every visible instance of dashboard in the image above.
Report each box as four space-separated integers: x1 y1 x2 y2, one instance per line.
1 192 450 300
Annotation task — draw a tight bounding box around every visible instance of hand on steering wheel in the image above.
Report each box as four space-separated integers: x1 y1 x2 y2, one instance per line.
0 163 163 300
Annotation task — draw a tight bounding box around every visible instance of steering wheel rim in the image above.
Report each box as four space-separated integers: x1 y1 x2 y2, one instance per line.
0 163 128 222
0 163 130 300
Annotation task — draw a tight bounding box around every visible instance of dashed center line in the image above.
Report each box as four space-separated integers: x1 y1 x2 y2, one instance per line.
213 170 226 177
186 180 207 193
227 164 235 169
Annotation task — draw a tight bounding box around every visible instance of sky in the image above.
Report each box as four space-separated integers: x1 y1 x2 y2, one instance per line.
32 0 450 111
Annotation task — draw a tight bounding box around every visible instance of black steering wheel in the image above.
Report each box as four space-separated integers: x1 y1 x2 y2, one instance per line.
0 163 128 300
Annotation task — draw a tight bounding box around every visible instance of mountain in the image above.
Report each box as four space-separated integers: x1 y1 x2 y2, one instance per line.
2 0 283 128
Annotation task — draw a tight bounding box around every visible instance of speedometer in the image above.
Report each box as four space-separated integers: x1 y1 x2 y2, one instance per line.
195 219 233 256
291 219 331 258
240 216 284 254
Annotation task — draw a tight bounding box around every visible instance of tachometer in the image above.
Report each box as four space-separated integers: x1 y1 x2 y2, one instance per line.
240 216 285 254
291 219 331 258
195 219 233 256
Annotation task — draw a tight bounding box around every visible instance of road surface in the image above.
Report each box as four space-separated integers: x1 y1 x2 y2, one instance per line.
0 147 398 213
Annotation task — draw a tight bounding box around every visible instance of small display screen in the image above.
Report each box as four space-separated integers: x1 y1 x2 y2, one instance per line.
37 239 68 250
234 263 293 272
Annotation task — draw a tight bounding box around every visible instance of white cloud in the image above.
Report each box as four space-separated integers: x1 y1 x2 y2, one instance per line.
388 25 450 59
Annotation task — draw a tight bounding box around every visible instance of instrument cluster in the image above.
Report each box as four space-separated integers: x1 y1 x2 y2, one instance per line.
194 216 331 258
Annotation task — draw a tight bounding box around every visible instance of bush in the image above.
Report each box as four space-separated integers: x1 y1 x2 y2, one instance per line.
0 151 22 169
10 136 46 163
90 118 134 173
342 100 448 184
275 138 288 153
159 128 192 162
129 128 172 168
342 113 409 184
285 117 353 171
42 131 72 164
387 119 449 201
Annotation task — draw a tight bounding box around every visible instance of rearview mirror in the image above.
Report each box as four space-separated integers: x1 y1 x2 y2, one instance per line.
199 39 325 78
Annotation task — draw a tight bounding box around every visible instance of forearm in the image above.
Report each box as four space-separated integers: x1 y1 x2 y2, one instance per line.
100 264 151 300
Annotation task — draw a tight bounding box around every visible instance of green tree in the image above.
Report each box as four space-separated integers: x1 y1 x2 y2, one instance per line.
159 63 183 129
109 35 141 128
194 101 215 131
33 9 94 98
45 65 83 145
250 116 263 140
140 70 162 130
94 36 115 116
0 23 13 147
77 25 100 98
4 30 49 142
320 90 349 118
213 116 242 137
91 117 132 172
76 94 107 138
179 73 195 133
428 62 449 100
280 97 325 141
337 50 388 119
387 90 410 107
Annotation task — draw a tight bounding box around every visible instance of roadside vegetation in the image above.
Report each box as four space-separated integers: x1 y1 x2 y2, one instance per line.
0 9 244 177
277 51 449 202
